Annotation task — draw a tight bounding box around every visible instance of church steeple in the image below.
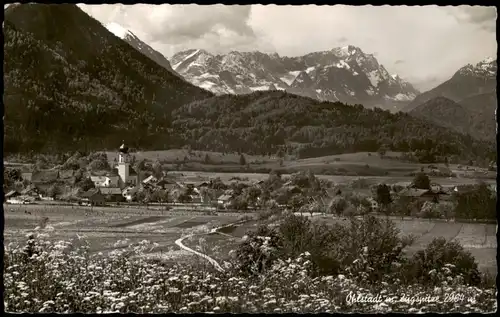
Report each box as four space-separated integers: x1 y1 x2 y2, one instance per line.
117 140 131 187
118 140 130 164
119 140 129 154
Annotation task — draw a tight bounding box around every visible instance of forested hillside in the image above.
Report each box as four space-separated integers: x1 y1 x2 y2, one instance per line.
3 4 212 154
410 96 496 142
3 4 495 165
170 91 496 163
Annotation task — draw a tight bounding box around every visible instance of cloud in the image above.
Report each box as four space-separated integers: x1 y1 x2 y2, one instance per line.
78 4 260 57
338 36 348 43
446 6 496 31
78 4 496 91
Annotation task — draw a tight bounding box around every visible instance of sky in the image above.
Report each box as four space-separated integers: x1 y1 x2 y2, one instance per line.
76 5 495 90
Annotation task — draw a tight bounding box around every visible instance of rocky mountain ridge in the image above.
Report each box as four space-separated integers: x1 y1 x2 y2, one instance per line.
170 46 421 111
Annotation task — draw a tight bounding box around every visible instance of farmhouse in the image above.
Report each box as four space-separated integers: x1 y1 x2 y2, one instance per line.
21 185 41 199
366 197 379 211
156 178 179 190
100 187 123 202
122 186 140 202
398 188 445 202
142 175 158 185
91 175 108 187
217 194 232 207
79 189 105 206
197 181 210 188
31 170 59 184
430 183 442 192
4 190 21 203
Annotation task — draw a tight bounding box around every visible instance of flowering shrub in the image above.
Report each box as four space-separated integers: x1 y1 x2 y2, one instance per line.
233 214 492 289
404 238 482 286
4 235 496 313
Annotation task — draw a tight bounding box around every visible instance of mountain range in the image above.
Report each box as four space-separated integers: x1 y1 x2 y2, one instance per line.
406 58 497 141
404 58 497 112
169 47 421 111
2 4 496 164
105 22 181 78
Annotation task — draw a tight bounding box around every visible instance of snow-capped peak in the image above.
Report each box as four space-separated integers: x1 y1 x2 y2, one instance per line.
106 22 133 39
171 47 420 110
482 56 495 64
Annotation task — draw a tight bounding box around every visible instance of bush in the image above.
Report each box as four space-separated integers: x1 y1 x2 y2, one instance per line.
235 225 282 277
327 196 347 215
454 182 496 220
236 215 415 283
413 172 431 190
403 237 481 286
4 233 496 313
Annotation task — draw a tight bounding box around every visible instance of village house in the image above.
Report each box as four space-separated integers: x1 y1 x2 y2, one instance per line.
100 187 124 202
4 190 22 203
21 185 41 200
122 186 140 202
430 183 442 192
142 175 158 186
366 197 380 211
79 188 105 206
398 188 445 203
217 194 232 208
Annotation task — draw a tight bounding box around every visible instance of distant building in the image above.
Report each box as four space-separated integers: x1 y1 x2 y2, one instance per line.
430 183 442 192
116 142 138 188
217 194 232 207
122 186 140 202
100 187 124 202
142 175 158 185
398 188 444 202
79 189 105 206
4 190 21 202
366 197 379 211
21 185 41 199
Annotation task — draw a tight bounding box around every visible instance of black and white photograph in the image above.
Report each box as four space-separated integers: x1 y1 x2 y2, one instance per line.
2 2 497 313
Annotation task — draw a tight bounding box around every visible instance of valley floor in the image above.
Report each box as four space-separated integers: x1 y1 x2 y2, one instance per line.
4 204 497 275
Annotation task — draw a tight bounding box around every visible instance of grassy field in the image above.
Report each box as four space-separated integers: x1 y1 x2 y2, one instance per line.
4 204 496 275
167 170 495 187
103 149 492 178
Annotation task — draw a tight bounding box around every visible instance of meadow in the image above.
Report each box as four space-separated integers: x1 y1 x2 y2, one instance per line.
102 149 498 179
5 204 495 275
4 203 497 313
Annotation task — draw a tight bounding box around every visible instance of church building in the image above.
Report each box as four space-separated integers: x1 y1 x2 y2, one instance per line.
116 142 138 188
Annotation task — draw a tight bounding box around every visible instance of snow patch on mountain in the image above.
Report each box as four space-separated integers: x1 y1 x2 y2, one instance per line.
106 22 132 39
170 46 420 111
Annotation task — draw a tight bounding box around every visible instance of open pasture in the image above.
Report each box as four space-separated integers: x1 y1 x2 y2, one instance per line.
105 149 275 165
3 204 496 274
103 150 434 177
3 204 242 261
171 170 495 187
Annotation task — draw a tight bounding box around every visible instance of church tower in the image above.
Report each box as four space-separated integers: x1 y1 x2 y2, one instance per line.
117 141 130 187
